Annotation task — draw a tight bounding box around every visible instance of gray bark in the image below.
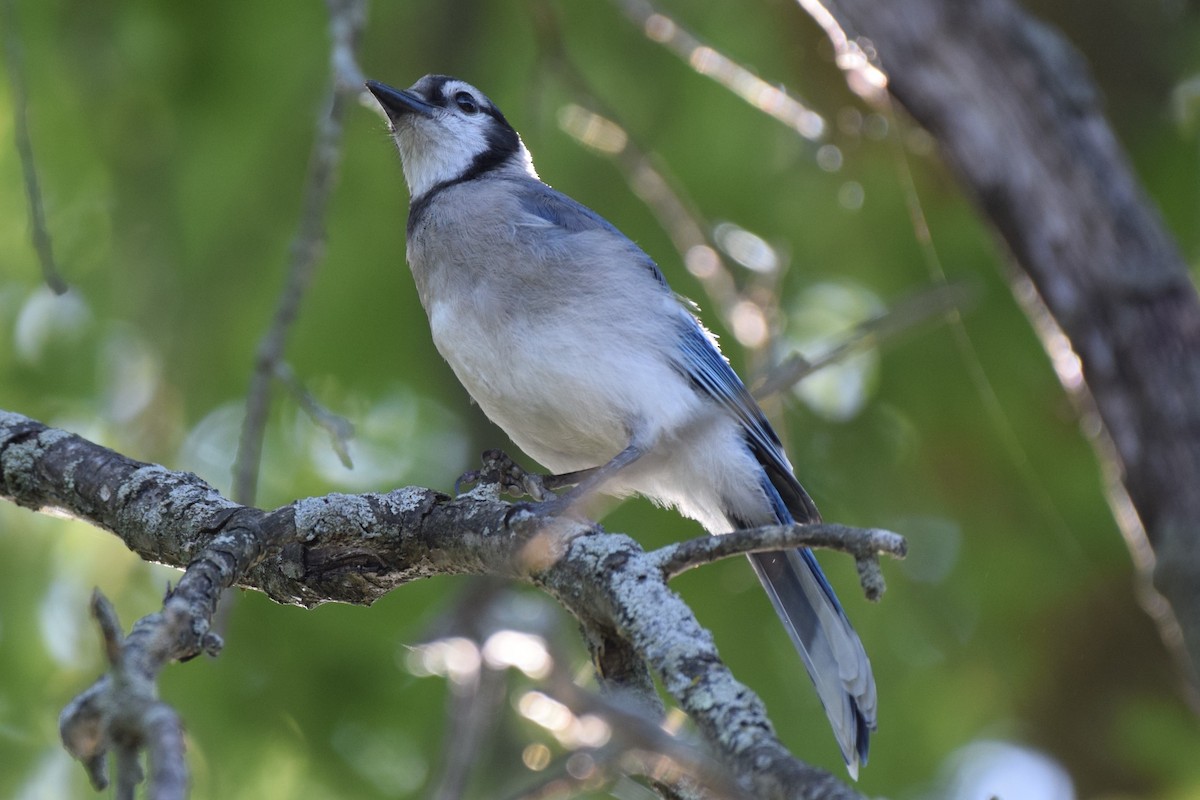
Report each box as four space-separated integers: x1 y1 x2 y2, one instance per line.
1 409 901 799
818 0 1200 681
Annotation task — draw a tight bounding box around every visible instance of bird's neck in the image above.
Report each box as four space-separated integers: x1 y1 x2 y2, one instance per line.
406 144 539 202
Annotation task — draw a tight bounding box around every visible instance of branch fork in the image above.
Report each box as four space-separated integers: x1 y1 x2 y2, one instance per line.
0 410 905 799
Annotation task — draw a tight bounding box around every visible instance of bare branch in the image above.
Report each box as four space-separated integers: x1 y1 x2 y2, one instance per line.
232 0 367 505
609 0 826 141
2 408 873 799
545 681 748 799
807 0 1200 686
532 525 866 800
70 595 189 800
653 523 905 601
420 584 745 799
1 0 69 294
274 361 355 469
429 664 508 800
753 282 975 400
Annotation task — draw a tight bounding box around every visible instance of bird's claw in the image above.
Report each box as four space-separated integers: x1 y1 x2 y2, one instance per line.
453 469 482 496
457 449 554 501
502 495 578 528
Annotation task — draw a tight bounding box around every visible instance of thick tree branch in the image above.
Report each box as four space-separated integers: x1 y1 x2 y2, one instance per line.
809 0 1200 685
1 409 898 799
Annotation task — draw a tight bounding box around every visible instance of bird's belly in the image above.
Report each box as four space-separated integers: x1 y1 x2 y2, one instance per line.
426 297 651 473
425 296 767 533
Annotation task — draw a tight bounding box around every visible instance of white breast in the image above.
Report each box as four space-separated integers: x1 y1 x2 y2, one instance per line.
408 178 706 477
426 285 701 475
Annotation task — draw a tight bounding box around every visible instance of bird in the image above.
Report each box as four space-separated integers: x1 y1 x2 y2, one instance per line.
365 74 877 777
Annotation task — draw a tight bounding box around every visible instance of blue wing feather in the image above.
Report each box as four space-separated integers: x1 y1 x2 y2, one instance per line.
675 319 822 522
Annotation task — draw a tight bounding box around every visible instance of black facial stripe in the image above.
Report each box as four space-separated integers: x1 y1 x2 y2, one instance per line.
419 75 514 128
472 124 520 176
483 103 512 128
404 76 523 235
422 74 456 105
406 127 522 236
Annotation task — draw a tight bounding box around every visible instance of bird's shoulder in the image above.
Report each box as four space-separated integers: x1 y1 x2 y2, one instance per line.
511 180 621 235
506 179 671 289
408 173 674 299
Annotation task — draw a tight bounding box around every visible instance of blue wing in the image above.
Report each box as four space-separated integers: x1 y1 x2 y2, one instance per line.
675 319 821 522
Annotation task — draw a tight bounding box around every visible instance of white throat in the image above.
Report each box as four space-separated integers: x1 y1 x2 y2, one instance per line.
393 123 538 199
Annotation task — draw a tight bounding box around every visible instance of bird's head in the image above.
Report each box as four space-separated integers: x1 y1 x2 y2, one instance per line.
366 75 537 199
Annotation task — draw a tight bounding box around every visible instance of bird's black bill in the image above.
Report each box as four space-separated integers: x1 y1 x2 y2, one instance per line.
366 80 436 121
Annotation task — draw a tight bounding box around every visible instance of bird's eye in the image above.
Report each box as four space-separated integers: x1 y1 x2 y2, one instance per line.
454 92 479 114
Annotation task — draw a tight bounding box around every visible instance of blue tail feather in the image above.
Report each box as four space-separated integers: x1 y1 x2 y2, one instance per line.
736 463 876 776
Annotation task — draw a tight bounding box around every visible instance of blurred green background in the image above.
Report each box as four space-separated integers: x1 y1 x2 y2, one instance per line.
2 0 1199 797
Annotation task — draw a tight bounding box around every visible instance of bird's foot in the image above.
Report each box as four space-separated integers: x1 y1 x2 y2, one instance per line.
456 449 554 501
501 492 588 528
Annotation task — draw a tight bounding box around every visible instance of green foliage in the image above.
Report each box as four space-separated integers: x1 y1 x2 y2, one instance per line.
2 0 1200 797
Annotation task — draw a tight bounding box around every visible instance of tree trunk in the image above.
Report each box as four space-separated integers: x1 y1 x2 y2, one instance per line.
816 0 1200 685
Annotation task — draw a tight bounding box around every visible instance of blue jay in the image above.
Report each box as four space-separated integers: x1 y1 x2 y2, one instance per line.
366 75 877 777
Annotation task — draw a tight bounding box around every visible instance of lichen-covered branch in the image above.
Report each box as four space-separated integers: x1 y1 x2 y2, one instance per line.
807 0 1200 685
537 531 869 800
653 523 905 601
1 409 897 798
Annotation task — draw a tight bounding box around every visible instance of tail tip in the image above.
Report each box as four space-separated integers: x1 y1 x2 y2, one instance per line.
841 713 871 780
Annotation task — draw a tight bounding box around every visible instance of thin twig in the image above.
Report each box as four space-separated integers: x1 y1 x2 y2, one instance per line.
653 523 905 601
500 747 619 800
92 588 126 667
421 581 739 800
608 0 826 140
546 680 746 799
274 361 355 469
429 665 508 800
231 0 366 505
753 281 976 399
1 0 69 294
